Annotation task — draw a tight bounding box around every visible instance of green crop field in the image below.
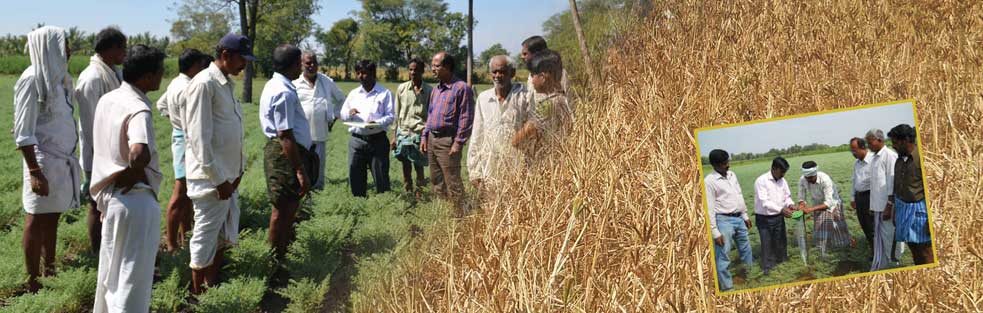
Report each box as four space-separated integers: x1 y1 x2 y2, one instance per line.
701 151 916 291
0 73 491 312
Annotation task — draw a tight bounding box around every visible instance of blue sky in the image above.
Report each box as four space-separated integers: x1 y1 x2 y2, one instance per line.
0 0 566 58
696 102 917 156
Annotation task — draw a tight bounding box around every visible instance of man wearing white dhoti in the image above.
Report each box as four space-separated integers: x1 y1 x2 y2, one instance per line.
293 51 344 191
156 48 212 252
89 44 166 313
467 55 529 193
867 128 906 271
76 26 127 253
183 33 253 294
13 26 81 293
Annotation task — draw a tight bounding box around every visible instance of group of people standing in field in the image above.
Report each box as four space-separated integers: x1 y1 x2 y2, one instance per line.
13 24 574 312
704 125 933 292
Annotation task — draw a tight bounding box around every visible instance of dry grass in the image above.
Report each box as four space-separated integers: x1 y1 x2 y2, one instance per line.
354 1 983 312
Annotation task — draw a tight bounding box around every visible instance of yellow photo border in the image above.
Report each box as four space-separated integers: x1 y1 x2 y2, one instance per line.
693 98 940 296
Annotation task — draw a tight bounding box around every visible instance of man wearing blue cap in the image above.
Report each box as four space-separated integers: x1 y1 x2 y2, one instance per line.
182 33 253 294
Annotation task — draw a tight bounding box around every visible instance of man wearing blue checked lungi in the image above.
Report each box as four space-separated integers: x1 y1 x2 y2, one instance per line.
887 124 934 265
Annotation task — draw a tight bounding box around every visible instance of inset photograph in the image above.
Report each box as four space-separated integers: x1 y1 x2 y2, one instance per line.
696 100 937 294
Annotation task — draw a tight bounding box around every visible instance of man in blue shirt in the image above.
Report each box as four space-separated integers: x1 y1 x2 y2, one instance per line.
259 44 314 259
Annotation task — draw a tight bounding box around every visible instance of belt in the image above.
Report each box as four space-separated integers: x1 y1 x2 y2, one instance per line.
856 190 871 195
352 132 386 141
429 128 455 138
720 212 743 217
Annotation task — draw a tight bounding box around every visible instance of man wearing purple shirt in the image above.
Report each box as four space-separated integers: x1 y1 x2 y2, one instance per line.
421 51 474 214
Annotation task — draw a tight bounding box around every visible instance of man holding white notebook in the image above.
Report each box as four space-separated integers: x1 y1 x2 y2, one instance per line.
339 59 395 197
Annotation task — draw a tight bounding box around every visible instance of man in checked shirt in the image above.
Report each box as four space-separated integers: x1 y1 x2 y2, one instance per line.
422 52 474 215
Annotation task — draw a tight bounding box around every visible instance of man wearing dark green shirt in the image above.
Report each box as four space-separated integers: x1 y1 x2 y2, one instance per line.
888 124 933 265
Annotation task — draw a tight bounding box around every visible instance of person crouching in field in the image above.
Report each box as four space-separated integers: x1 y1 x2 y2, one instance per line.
156 49 212 252
76 26 127 254
13 26 81 293
260 44 315 260
704 149 753 292
392 58 432 201
511 50 573 158
887 124 934 265
467 55 529 197
89 44 166 313
797 161 853 257
183 33 252 294
753 157 796 276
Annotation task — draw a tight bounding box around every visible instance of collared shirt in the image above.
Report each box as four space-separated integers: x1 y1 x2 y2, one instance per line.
89 82 162 198
423 77 474 144
852 151 873 195
394 80 433 135
339 83 395 135
754 172 794 216
798 171 841 210
182 62 245 187
894 148 924 202
869 146 898 212
260 72 313 149
466 83 529 182
75 54 122 172
156 73 192 130
13 66 77 154
704 170 749 238
293 73 345 141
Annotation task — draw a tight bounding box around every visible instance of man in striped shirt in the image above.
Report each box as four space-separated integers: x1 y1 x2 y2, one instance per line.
422 51 474 214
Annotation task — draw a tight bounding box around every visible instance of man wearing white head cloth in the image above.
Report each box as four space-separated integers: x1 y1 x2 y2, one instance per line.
796 161 853 257
866 128 906 271
90 44 166 313
75 26 127 254
13 25 81 292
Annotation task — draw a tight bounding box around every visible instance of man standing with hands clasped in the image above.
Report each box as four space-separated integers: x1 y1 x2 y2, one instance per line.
182 33 252 294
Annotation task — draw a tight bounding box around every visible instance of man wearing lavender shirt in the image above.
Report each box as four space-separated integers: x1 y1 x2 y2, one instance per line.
421 51 474 214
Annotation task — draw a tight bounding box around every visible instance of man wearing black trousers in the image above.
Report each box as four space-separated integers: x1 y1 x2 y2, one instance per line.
753 157 796 275
339 60 395 197
849 137 876 257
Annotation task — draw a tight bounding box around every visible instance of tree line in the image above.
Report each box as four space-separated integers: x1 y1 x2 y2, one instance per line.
700 143 853 165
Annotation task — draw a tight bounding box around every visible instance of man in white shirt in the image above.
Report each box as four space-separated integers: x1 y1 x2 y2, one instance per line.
182 33 253 294
703 149 752 292
293 51 344 191
75 26 126 253
849 137 875 255
89 45 165 313
866 128 905 270
339 60 395 197
14 26 81 293
467 55 529 193
260 44 314 259
796 161 852 256
157 48 212 252
753 157 796 275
